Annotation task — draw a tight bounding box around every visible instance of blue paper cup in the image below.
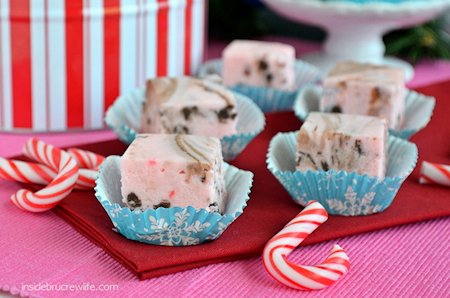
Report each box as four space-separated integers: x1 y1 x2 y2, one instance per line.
266 132 418 216
105 87 265 161
197 59 321 113
95 156 254 246
293 85 435 140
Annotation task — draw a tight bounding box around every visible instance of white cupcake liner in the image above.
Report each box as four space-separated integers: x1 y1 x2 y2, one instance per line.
197 59 321 112
95 156 254 246
293 85 435 139
104 87 265 161
267 132 418 216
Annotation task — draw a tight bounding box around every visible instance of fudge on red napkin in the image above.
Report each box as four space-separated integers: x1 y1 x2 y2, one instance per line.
50 80 450 280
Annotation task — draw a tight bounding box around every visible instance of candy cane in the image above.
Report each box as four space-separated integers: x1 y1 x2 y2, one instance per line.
419 161 450 187
0 159 97 190
263 201 350 290
25 146 103 189
67 148 105 171
8 139 79 212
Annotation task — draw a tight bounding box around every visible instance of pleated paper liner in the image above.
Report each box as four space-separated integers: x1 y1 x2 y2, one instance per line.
197 59 321 112
105 88 265 161
95 156 254 246
267 132 418 216
293 85 435 139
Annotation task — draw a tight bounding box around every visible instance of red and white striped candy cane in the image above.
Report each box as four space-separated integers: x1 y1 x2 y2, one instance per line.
67 148 105 171
24 146 104 189
9 139 79 212
0 159 97 190
263 201 350 290
419 161 450 187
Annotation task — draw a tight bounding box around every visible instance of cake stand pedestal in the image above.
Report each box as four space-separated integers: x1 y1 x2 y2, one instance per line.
261 0 450 81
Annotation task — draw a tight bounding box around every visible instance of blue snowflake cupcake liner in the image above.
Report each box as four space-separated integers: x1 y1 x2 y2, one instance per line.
266 132 418 216
293 85 435 140
197 59 321 113
95 156 254 246
105 87 265 161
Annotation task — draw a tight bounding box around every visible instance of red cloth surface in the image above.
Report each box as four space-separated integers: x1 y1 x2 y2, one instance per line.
46 80 450 280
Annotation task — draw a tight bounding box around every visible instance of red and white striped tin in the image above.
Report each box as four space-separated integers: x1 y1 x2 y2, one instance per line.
0 0 205 131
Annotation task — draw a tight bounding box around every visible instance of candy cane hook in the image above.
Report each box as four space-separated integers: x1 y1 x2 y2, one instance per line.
263 201 350 290
9 139 79 212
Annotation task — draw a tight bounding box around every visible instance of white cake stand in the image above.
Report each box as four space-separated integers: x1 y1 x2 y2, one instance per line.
261 0 450 81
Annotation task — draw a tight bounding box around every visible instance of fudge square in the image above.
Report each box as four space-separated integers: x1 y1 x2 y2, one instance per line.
121 134 227 213
296 112 388 178
141 77 238 138
321 61 405 130
222 40 296 91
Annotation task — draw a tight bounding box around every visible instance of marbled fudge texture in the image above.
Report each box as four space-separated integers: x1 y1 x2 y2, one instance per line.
222 40 296 91
296 112 388 178
121 134 227 213
140 77 238 138
321 61 405 130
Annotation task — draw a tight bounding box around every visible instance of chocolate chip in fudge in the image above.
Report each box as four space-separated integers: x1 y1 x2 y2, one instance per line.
354 139 363 155
321 161 329 171
298 151 318 170
243 67 251 76
181 106 199 121
208 202 219 213
153 200 171 209
127 192 142 210
147 117 151 125
331 105 342 113
370 87 381 104
173 125 189 134
266 73 273 84
338 81 347 89
216 105 237 123
258 59 269 71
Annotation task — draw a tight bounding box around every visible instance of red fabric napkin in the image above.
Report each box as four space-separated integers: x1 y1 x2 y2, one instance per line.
49 80 450 280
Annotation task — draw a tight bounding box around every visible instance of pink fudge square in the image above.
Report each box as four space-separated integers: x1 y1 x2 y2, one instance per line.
296 112 388 178
121 134 227 213
222 40 296 91
140 77 238 138
321 61 405 130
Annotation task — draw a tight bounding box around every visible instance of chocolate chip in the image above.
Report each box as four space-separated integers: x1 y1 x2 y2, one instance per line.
298 151 318 170
201 174 206 183
243 67 251 76
258 60 268 71
181 106 198 121
153 200 171 209
321 161 329 171
147 118 151 125
266 73 273 84
173 125 189 134
331 105 342 113
208 202 219 213
127 192 142 210
354 139 363 155
371 87 381 102
338 81 347 89
216 105 236 123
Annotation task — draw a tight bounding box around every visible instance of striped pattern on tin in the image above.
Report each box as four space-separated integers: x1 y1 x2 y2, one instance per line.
0 0 204 131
